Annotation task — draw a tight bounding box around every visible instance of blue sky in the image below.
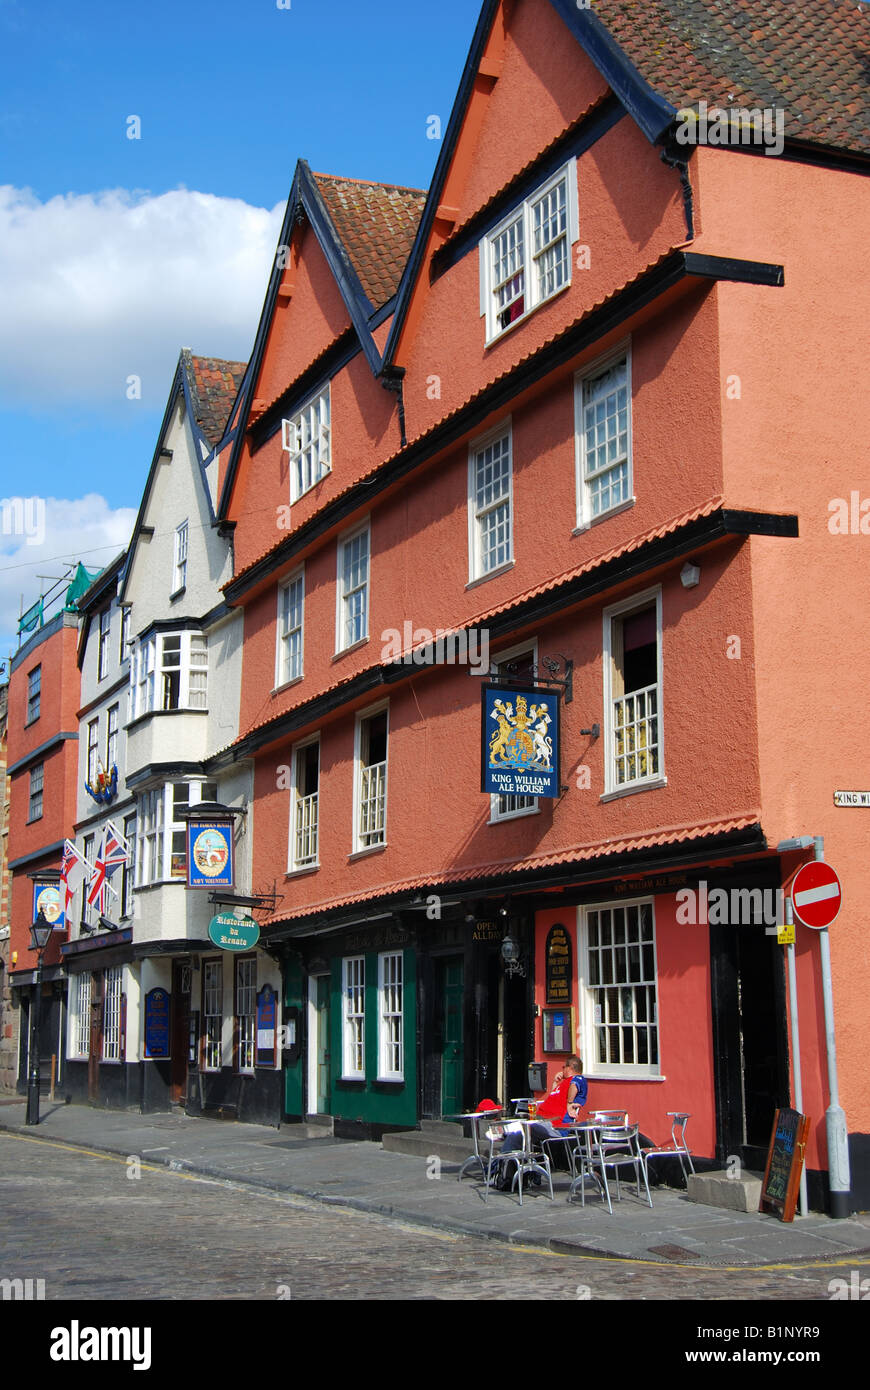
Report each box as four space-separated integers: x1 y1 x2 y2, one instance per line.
0 0 480 660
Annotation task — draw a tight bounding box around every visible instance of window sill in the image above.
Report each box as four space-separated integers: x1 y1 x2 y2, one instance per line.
488 806 540 825
133 879 186 892
126 707 209 729
600 776 667 803
273 675 304 695
585 1073 666 1083
24 716 41 729
339 1075 365 1084
573 497 636 534
169 586 186 603
348 844 387 862
466 559 514 591
484 281 571 350
332 637 369 662
285 864 319 879
375 1076 405 1085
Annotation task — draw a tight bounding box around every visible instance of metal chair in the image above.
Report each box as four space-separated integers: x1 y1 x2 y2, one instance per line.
484 1120 554 1206
567 1124 612 1214
592 1110 628 1125
458 1109 504 1182
591 1123 653 1207
641 1112 695 1183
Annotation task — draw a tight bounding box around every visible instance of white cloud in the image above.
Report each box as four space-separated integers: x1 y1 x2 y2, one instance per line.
0 185 284 411
0 493 137 663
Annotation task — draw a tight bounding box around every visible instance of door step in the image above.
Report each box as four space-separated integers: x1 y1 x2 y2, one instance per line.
686 1169 763 1212
383 1119 476 1164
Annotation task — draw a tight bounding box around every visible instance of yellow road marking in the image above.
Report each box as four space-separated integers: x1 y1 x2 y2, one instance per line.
2 1132 867 1273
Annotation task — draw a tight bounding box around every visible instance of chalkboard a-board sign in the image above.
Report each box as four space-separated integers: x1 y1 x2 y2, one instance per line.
759 1107 810 1222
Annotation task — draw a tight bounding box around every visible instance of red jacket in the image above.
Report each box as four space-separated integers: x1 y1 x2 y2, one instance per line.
537 1075 579 1126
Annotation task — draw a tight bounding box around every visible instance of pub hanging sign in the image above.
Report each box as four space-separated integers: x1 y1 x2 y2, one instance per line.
186 821 234 890
481 686 561 799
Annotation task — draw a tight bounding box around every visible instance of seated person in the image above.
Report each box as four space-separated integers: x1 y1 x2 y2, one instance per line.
499 1055 587 1162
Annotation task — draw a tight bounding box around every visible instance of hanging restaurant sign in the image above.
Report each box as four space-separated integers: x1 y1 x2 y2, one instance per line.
187 822 234 889
32 882 64 931
208 911 260 952
481 685 561 799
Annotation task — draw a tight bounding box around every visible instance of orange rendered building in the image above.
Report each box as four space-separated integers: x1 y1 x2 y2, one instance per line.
218 0 869 1210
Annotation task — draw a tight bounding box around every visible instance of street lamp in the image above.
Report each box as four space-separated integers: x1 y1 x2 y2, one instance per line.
25 910 54 1126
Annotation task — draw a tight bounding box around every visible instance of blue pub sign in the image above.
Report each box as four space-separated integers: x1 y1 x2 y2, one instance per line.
186 822 234 890
144 988 171 1059
481 685 561 799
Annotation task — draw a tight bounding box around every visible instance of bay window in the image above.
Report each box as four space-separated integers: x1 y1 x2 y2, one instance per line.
135 781 215 885
129 631 208 718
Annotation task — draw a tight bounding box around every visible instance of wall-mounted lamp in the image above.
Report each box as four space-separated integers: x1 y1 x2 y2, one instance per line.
680 561 701 589
500 933 526 979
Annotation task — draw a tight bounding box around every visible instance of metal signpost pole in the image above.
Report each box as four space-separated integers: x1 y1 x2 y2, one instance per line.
783 897 807 1218
813 837 851 1218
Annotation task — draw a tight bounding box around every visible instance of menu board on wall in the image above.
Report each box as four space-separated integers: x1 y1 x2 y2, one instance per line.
545 923 572 1005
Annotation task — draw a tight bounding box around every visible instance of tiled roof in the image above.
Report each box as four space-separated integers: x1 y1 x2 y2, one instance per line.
263 815 762 925
183 351 247 448
594 0 870 153
312 173 427 309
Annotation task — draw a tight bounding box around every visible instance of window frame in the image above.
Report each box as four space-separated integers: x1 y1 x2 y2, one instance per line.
489 639 539 824
173 520 189 593
234 955 257 1074
353 700 388 854
71 972 91 1059
335 520 370 654
341 955 365 1080
202 959 223 1072
575 344 633 530
287 734 320 873
479 158 579 345
86 718 100 788
119 606 131 664
129 631 208 719
577 897 661 1080
282 384 331 504
276 567 305 688
97 608 112 681
81 833 95 926
102 966 123 1062
105 704 119 772
135 780 214 886
467 421 514 583
377 951 404 1082
602 586 665 799
121 813 136 918
26 665 41 724
27 762 44 822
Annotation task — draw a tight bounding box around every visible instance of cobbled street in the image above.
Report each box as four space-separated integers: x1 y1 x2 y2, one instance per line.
0 1133 863 1302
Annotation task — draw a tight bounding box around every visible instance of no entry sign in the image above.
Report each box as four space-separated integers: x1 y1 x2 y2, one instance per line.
790 862 843 930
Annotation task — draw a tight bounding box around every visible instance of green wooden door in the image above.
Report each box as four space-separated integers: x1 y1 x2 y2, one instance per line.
314 975 330 1114
440 957 464 1116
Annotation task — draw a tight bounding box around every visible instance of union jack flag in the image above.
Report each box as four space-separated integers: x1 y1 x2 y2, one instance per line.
61 839 90 922
87 827 123 914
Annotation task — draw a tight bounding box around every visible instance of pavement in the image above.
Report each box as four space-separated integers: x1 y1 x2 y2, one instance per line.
2 1093 868 1267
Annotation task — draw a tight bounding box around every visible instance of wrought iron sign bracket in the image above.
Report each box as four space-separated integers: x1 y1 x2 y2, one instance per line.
483 653 574 704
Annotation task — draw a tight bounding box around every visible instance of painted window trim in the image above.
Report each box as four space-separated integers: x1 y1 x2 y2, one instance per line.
489 638 539 824
26 664 41 725
577 896 662 1080
574 341 633 531
97 608 112 682
377 950 404 1082
275 566 305 689
101 966 123 1062
601 586 664 798
86 718 100 788
202 958 224 1072
341 955 365 1080
105 704 119 773
335 519 371 656
479 157 579 345
234 954 257 1075
27 761 44 823
353 699 389 855
174 520 189 594
282 384 332 504
287 732 320 873
69 971 91 1059
467 419 514 584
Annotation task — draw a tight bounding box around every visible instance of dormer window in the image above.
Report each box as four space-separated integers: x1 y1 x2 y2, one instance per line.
479 159 578 344
282 386 331 503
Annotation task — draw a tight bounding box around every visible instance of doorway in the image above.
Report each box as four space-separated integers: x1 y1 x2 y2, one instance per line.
710 921 789 1171
438 956 464 1117
170 961 191 1104
308 974 331 1116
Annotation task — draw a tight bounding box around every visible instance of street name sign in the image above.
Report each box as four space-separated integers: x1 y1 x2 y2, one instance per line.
834 790 870 807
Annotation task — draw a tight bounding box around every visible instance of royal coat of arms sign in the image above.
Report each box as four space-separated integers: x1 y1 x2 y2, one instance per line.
481 685 561 799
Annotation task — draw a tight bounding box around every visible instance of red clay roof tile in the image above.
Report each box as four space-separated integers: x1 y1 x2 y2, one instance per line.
312 173 427 309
